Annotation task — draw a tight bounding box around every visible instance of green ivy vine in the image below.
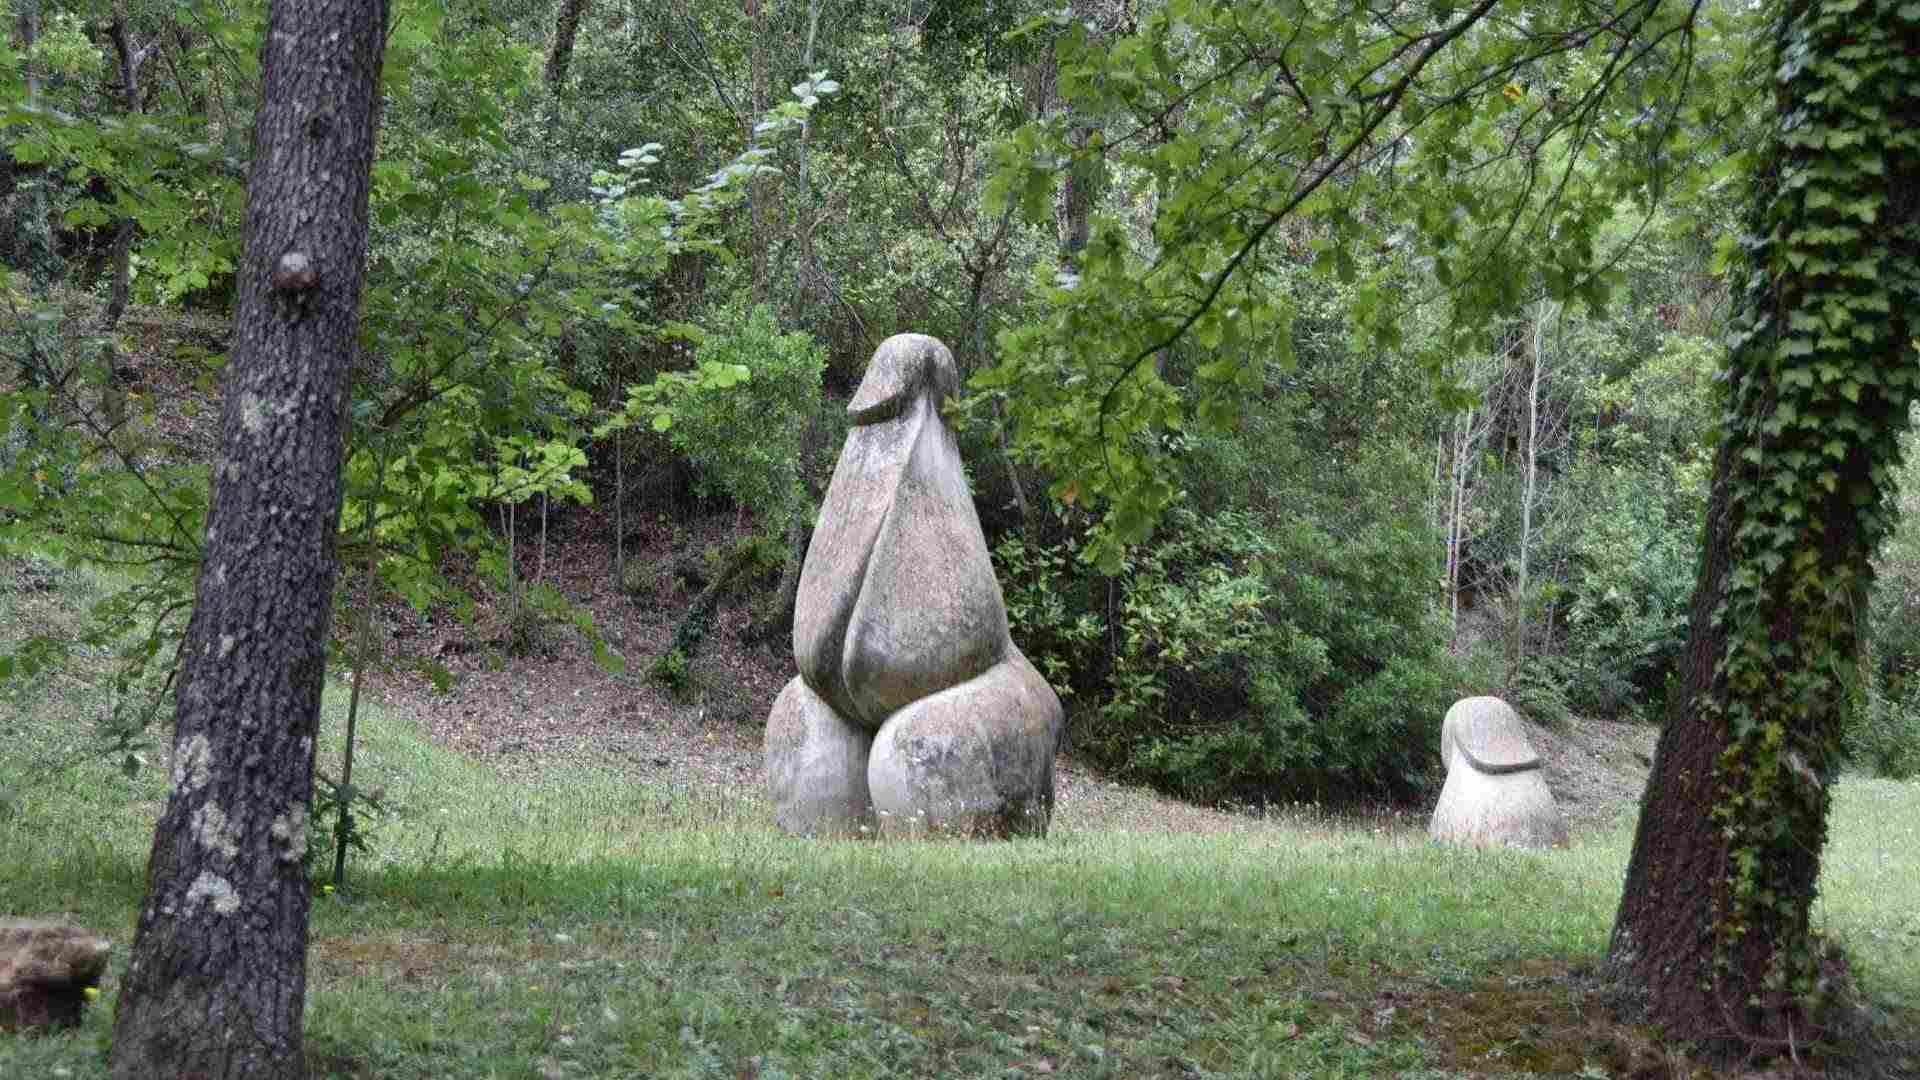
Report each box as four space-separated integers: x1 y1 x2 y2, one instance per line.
1704 0 1919 1023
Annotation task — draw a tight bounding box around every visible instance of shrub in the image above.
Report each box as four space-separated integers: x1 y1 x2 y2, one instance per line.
1846 675 1920 780
1558 463 1697 719
999 506 1462 805
663 302 825 532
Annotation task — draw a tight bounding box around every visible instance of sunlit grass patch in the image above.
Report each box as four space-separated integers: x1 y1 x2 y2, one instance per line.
1818 778 1920 1009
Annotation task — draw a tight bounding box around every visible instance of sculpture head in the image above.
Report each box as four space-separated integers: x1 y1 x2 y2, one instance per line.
847 333 961 426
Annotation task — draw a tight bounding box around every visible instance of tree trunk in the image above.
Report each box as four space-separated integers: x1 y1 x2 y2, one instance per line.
107 0 387 1075
1609 0 1920 1046
1053 0 1132 271
1607 438 1747 1030
543 0 589 91
15 2 39 101
1511 300 1551 668
99 7 146 403
1445 403 1477 650
744 0 771 303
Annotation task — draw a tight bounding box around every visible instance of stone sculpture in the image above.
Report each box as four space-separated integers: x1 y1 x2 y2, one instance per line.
1429 695 1568 849
0 919 111 1033
765 333 1064 838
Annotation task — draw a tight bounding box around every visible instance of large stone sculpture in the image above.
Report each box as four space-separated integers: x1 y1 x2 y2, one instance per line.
765 333 1064 838
1429 696 1568 849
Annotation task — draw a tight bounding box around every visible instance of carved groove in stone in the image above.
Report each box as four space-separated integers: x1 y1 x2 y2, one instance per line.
1429 696 1567 849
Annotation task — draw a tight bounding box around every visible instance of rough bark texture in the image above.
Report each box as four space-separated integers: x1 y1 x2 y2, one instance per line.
1053 0 1132 269
99 7 146 392
106 0 387 1076
543 0 589 91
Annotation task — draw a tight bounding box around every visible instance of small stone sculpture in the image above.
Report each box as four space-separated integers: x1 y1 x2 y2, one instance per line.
1429 696 1568 849
765 333 1064 838
0 919 111 1033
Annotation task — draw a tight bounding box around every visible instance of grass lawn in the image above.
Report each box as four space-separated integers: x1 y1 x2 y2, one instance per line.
3 559 1917 1077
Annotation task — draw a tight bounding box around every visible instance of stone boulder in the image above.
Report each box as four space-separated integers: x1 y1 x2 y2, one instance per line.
1429 696 1567 849
767 333 1064 838
0 919 111 1033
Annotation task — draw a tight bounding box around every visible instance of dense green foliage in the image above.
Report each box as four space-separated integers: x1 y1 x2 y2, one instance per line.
1001 505 1461 804
634 302 824 532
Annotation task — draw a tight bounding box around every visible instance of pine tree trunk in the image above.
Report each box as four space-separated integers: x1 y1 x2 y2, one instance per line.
107 0 387 1075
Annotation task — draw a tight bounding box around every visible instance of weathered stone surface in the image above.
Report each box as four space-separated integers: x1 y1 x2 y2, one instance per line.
0 919 111 1033
868 648 1064 838
764 676 876 837
1429 696 1567 849
792 334 1008 730
768 332 1061 839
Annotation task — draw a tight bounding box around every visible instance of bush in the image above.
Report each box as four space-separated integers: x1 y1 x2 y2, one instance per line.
1846 676 1920 780
664 302 825 532
1500 654 1575 729
999 506 1463 805
1558 463 1697 719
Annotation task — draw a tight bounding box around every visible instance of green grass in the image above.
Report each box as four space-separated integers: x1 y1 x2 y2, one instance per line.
3 558 1917 1077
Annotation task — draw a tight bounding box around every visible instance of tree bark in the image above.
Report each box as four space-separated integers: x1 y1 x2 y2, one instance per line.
1053 0 1132 272
744 0 771 303
1511 300 1552 668
99 6 147 401
543 0 589 91
1608 434 1747 1032
107 0 387 1075
1609 0 1920 1045
15 1 39 101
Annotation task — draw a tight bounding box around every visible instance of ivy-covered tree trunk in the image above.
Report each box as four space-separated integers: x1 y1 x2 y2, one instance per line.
1609 0 1919 1045
107 0 387 1075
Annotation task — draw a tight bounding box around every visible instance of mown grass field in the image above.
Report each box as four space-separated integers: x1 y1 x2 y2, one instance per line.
3 557 1917 1078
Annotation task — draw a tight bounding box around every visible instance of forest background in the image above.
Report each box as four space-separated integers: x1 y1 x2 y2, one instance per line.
3 0 1920 1072
5 0 1920 824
